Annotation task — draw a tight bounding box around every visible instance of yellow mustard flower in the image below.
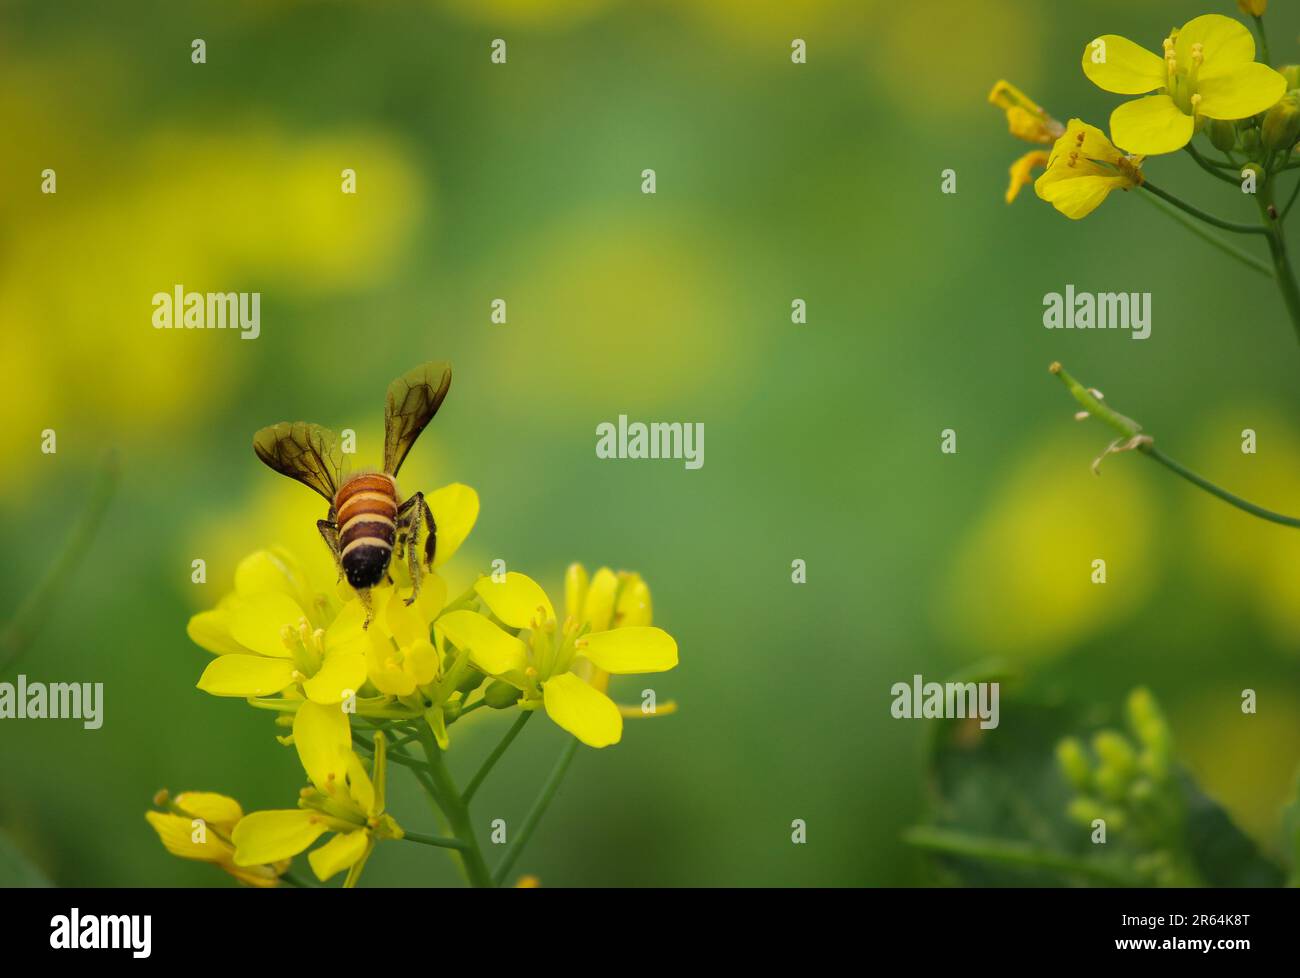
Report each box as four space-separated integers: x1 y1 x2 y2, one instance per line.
233 733 402 884
1082 13 1285 155
146 791 287 887
1035 119 1144 219
988 80 1065 204
563 562 678 718
436 571 678 748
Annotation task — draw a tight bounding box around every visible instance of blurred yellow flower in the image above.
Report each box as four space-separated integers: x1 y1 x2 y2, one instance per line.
1035 119 1143 219
146 791 286 887
1083 14 1285 155
1187 408 1300 647
939 434 1155 661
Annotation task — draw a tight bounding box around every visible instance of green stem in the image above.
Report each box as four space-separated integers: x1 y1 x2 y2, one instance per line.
1184 143 1242 186
1136 186 1271 278
1257 188 1300 344
1050 363 1300 529
1139 180 1266 236
464 711 532 805
1145 445 1300 528
1283 175 1300 220
0 450 118 675
1253 14 1271 68
903 827 1141 886
418 727 494 888
492 736 579 887
401 830 467 851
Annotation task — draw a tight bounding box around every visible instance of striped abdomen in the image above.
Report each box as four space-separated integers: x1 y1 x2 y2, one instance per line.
334 473 398 590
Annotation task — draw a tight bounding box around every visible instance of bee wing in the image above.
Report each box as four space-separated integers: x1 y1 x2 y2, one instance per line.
383 361 452 476
253 421 343 502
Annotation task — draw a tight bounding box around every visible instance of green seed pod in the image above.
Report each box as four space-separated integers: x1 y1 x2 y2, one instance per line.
484 679 521 709
1262 92 1300 153
1208 119 1237 153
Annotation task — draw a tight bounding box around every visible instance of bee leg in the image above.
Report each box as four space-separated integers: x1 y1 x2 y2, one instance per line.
400 492 426 606
317 519 343 583
419 494 437 570
357 587 373 629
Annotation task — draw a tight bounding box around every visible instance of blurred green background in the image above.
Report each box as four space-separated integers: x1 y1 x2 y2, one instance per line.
2 0 1299 886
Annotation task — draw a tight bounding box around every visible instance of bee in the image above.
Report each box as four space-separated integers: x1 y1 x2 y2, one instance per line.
253 361 452 624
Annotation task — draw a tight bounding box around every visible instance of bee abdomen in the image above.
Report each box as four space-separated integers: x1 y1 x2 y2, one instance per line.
335 474 399 589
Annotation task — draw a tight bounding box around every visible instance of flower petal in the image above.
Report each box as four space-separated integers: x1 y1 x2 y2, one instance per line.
386 591 429 648
1081 35 1166 95
229 592 306 658
436 610 528 676
564 563 589 623
366 630 418 697
197 654 295 697
1035 172 1128 220
614 574 653 628
186 609 246 656
307 829 370 881
145 811 234 862
173 791 244 830
1109 94 1194 155
426 483 479 567
543 672 622 748
293 700 352 795
578 627 678 674
475 572 555 628
232 809 330 866
234 548 314 613
303 650 367 705
1176 14 1255 78
1196 62 1287 120
582 568 618 631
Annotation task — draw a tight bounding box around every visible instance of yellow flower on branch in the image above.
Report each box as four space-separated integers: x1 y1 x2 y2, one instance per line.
232 732 402 884
1035 119 1144 219
146 791 287 887
437 570 678 748
1082 14 1285 155
988 80 1064 203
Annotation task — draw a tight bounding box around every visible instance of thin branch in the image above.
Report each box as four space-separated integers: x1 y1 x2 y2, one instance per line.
1049 363 1300 529
1136 186 1271 278
1139 180 1267 236
463 711 532 805
492 736 579 886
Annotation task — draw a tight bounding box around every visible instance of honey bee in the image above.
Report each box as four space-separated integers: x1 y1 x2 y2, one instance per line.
253 361 452 623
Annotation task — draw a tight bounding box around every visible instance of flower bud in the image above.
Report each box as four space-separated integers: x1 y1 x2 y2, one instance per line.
1237 0 1267 17
1055 737 1091 791
1208 119 1237 153
1263 92 1300 152
1280 65 1300 92
484 679 521 709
